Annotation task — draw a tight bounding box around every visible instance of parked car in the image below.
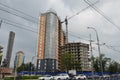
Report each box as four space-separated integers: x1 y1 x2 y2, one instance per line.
103 74 110 79
74 74 87 80
38 74 53 80
87 75 100 79
53 73 69 80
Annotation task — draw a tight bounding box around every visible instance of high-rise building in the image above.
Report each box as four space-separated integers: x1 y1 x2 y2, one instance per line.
0 45 3 66
5 31 15 68
15 51 24 68
37 11 65 72
60 42 91 71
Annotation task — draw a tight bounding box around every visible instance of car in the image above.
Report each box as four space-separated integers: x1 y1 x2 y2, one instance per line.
53 73 69 80
74 74 87 80
38 74 53 80
87 75 100 79
103 74 110 78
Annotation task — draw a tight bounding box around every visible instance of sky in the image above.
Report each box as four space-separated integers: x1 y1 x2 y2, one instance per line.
0 0 120 68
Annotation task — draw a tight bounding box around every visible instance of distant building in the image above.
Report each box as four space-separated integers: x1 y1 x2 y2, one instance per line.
5 31 15 68
0 45 3 66
37 11 65 72
0 68 13 78
60 42 90 71
15 51 24 68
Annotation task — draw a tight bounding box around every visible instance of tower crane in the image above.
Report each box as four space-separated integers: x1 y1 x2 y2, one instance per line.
61 0 99 43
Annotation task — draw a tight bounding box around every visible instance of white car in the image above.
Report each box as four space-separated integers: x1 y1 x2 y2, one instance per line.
103 74 110 78
74 74 87 79
38 75 53 80
53 73 69 80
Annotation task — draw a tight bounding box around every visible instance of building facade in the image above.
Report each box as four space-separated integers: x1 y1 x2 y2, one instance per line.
15 51 24 68
37 11 65 72
60 42 90 71
4 31 15 68
0 45 3 66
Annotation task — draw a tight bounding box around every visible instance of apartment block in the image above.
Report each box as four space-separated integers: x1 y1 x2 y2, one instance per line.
60 42 90 71
37 11 65 72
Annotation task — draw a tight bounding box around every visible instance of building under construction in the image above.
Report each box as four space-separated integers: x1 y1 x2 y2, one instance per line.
37 11 66 72
59 42 91 72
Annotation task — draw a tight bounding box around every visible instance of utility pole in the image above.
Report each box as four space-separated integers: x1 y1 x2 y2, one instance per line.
87 27 103 77
89 34 94 80
14 54 18 80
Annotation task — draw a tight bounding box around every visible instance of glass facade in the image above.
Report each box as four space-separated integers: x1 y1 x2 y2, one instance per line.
44 13 57 59
37 11 65 72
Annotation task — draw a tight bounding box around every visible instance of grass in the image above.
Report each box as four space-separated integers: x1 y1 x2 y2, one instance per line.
4 75 41 80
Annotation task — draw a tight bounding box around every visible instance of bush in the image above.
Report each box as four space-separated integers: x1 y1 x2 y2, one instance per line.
4 75 40 80
4 77 14 80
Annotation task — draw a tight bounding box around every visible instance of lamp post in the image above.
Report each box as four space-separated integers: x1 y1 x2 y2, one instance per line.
31 56 36 76
87 27 103 77
89 34 94 80
14 54 18 80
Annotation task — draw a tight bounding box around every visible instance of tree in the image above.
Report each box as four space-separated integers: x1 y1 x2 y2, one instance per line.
108 61 120 74
100 54 111 72
73 60 81 71
93 54 111 72
17 62 35 72
60 52 73 71
93 56 100 72
60 52 81 72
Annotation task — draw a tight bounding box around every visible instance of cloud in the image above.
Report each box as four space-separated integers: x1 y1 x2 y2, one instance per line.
0 0 120 67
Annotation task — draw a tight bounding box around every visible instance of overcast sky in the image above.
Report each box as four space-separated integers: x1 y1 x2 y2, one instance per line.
0 0 120 68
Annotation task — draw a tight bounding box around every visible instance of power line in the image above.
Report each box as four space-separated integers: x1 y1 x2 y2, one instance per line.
0 17 37 30
61 0 99 23
2 20 37 33
61 0 99 44
0 7 38 23
104 44 120 53
84 0 120 31
69 33 89 41
110 46 120 47
0 2 38 21
96 40 120 54
69 30 89 38
69 30 120 54
68 31 90 42
67 0 99 21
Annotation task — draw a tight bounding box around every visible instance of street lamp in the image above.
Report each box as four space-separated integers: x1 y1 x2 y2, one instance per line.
87 27 103 77
89 34 94 80
14 54 18 80
31 56 37 76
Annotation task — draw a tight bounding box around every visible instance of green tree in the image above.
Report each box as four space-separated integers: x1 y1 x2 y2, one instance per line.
93 56 100 72
93 54 111 72
17 62 35 72
100 54 111 72
61 53 73 71
60 52 81 72
74 60 81 71
108 61 120 74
